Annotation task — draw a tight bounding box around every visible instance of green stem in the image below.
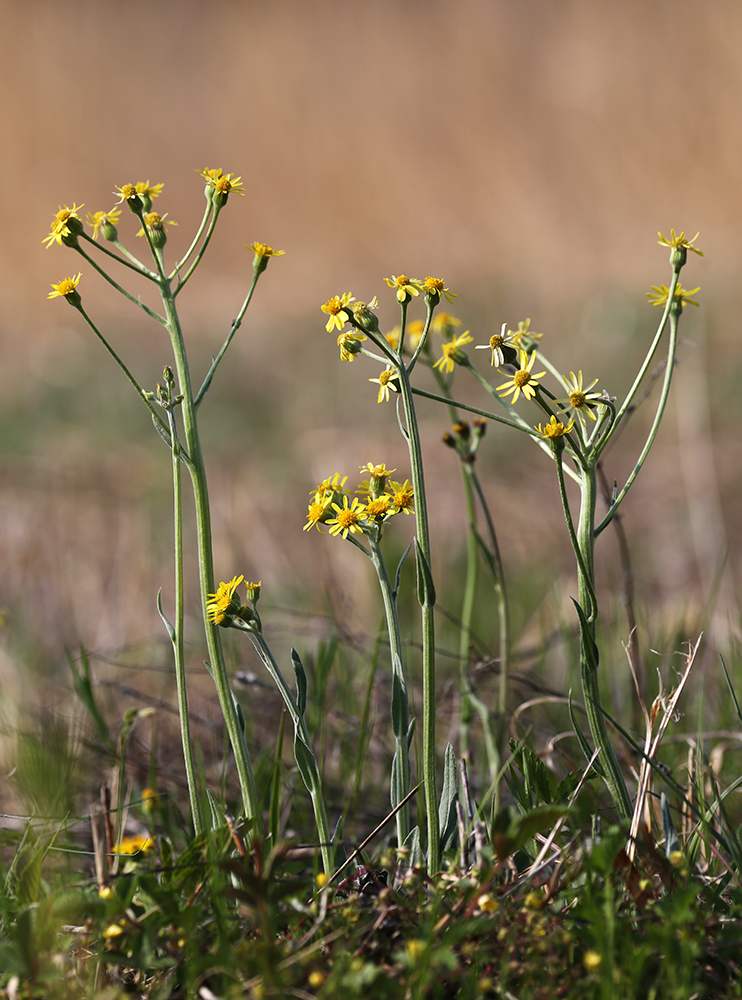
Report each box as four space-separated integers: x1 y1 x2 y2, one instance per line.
245 630 334 874
195 269 261 408
576 462 633 819
458 468 478 761
74 245 166 325
368 535 411 846
172 199 214 278
554 447 597 622
158 276 260 827
79 232 158 280
166 406 203 834
595 311 679 536
172 205 221 295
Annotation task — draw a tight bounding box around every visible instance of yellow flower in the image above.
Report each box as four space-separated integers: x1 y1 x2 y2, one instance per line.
313 473 348 497
327 496 367 539
430 312 462 336
497 350 546 403
42 203 84 248
583 950 602 971
213 173 245 198
475 322 515 367
509 317 542 348
337 331 367 362
304 497 332 533
103 923 125 939
658 229 703 256
556 371 603 426
206 575 244 624
197 167 224 184
136 212 177 237
646 282 700 308
433 331 474 374
535 415 575 439
48 272 82 300
247 242 284 260
113 835 155 855
135 180 164 201
385 275 423 303
87 207 121 241
321 293 355 332
113 183 139 204
365 496 393 519
369 367 399 402
388 478 415 514
422 276 457 303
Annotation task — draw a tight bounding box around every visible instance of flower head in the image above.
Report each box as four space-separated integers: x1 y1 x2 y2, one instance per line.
646 282 700 310
509 318 543 349
137 212 177 236
535 415 575 439
433 331 474 374
42 203 84 248
247 241 285 276
350 296 381 335
430 312 462 336
497 349 546 403
87 207 121 241
388 478 415 514
337 330 367 361
658 229 703 256
197 167 224 185
206 575 244 624
422 276 457 304
556 371 603 426
113 835 155 855
304 495 333 533
322 293 355 332
369 367 400 402
385 275 423 303
113 184 142 210
135 180 164 212
313 473 348 497
211 172 245 206
327 496 367 539
475 322 517 367
365 496 393 520
48 272 82 306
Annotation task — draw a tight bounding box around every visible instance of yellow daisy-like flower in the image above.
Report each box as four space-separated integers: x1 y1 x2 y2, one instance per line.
136 212 177 237
360 462 395 479
646 282 700 309
385 275 424 303
657 229 703 257
497 349 546 404
364 496 392 519
113 835 155 855
422 276 457 303
388 478 415 514
113 183 139 204
509 318 543 348
87 207 121 241
337 330 367 362
206 575 244 624
327 496 367 539
430 312 462 336
246 242 284 260
556 371 603 426
135 180 164 201
474 322 515 367
313 473 348 497
42 203 84 248
197 167 224 184
369 367 400 402
321 293 355 332
535 415 575 439
304 496 332 533
433 331 474 374
48 272 82 300
213 173 245 198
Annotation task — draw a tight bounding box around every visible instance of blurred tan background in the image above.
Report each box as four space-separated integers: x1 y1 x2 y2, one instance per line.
1 0 740 732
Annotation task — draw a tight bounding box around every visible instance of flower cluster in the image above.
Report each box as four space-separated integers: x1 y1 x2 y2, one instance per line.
206 574 261 628
304 465 414 537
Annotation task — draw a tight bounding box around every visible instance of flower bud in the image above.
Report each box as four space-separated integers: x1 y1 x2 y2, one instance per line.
100 219 118 242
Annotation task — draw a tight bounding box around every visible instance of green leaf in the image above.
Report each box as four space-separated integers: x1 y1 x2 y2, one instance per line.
438 743 459 853
156 588 176 644
571 597 599 671
394 544 412 604
403 825 423 870
568 688 605 777
293 731 319 793
291 648 308 717
491 804 569 861
414 539 436 608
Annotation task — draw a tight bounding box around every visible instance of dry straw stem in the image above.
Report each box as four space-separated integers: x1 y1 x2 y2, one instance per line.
626 633 702 863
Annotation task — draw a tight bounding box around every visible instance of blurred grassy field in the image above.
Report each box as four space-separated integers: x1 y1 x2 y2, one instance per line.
2 0 742 823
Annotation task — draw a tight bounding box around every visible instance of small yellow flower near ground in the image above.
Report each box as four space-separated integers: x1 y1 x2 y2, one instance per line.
385 275 423 303
48 273 82 301
42 203 84 248
369 367 400 402
142 787 160 812
658 229 703 256
316 872 329 888
98 885 115 900
535 415 575 439
583 950 602 971
433 331 474 374
556 370 603 426
422 276 457 303
103 923 125 939
497 350 546 404
327 496 367 539
477 893 499 912
321 293 355 332
113 834 155 855
475 322 515 367
206 575 244 623
646 282 700 309
405 939 426 962
308 971 325 988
